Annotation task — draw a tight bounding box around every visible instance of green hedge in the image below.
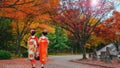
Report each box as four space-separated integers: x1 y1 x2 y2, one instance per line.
22 51 28 58
0 50 11 60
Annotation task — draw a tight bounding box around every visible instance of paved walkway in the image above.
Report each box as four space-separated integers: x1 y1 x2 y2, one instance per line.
0 55 102 68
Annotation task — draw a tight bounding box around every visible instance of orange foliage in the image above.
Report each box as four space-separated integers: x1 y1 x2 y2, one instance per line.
38 24 55 33
50 0 60 8
38 14 51 21
1 0 60 20
94 11 120 40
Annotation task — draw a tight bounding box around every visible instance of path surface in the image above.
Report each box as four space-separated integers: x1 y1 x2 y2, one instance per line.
0 55 102 68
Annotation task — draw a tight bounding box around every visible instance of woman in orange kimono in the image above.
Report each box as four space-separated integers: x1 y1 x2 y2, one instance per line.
28 29 38 68
38 30 49 68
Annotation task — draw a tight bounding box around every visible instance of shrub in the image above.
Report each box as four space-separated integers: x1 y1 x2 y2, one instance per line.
0 50 11 60
22 51 28 58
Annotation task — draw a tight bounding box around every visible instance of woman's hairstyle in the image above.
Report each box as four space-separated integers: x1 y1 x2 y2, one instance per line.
42 32 48 36
30 29 36 36
42 29 48 36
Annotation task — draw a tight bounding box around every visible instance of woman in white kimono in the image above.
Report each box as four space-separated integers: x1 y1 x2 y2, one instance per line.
28 29 38 68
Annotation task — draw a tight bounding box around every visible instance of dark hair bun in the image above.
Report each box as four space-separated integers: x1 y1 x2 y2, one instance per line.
30 29 36 35
42 29 48 36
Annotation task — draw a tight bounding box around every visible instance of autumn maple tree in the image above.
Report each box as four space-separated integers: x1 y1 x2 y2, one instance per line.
0 0 60 56
95 11 120 51
51 0 117 59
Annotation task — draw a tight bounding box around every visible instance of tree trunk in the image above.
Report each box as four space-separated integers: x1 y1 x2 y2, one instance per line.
82 46 87 59
18 42 21 57
79 42 87 59
16 36 22 57
79 44 87 59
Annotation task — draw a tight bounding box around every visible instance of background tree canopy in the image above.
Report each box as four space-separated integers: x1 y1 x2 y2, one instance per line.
0 0 120 59
0 17 13 50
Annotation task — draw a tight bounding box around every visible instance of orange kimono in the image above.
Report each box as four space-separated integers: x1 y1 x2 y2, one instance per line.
39 36 49 64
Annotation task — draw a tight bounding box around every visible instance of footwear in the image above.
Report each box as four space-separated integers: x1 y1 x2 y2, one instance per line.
41 66 44 68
